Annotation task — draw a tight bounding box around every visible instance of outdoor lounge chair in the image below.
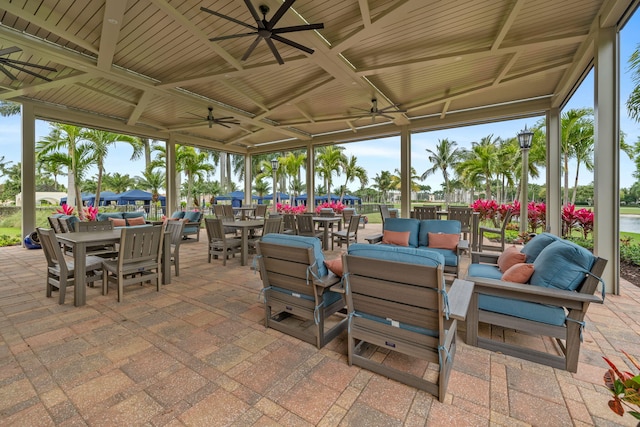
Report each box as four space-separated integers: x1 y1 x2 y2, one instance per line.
342 244 473 401
255 234 347 349
466 233 608 372
479 210 513 252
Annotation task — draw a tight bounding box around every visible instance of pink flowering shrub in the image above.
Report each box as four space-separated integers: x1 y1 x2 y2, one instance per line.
527 202 546 233
315 201 346 214
55 204 75 215
277 203 307 215
562 204 594 238
471 199 517 227
83 206 98 221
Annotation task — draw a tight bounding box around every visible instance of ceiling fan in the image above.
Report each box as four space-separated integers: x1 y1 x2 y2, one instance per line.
351 98 407 122
200 0 324 65
0 46 57 82
183 106 240 128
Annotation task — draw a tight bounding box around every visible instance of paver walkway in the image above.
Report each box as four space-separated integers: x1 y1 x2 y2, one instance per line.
0 224 638 426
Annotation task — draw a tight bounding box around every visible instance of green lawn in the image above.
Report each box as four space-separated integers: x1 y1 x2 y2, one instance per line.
0 227 20 238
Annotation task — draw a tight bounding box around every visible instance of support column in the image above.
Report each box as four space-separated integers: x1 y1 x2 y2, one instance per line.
306 144 315 213
166 136 177 214
21 103 36 245
546 108 562 235
594 26 619 294
400 127 411 217
244 154 252 206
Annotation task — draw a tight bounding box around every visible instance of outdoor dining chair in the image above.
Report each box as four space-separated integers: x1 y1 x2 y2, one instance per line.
331 214 360 250
37 227 103 305
165 220 186 276
204 218 242 266
479 210 513 253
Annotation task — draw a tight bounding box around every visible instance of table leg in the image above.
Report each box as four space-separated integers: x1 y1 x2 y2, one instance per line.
241 227 248 266
323 226 330 251
74 242 87 307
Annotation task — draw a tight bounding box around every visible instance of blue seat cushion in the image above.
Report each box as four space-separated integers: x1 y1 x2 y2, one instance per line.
348 243 444 267
97 212 124 221
260 234 328 277
383 218 420 248
183 211 201 222
171 211 185 219
521 232 561 263
479 295 567 326
123 212 146 219
59 214 80 230
420 247 458 266
355 312 439 337
530 240 596 291
467 263 504 280
418 220 462 247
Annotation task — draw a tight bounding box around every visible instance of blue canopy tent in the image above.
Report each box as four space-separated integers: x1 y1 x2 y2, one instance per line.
341 194 362 205
259 192 290 202
215 191 258 207
294 194 326 206
86 191 118 206
102 189 166 207
60 192 93 205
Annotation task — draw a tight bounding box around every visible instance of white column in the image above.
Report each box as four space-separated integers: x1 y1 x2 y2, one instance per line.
400 127 411 217
244 154 252 206
594 26 620 294
546 108 562 235
21 103 36 245
166 136 177 214
306 144 315 213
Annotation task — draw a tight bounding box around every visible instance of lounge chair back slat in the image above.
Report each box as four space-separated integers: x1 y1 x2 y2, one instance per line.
347 273 440 309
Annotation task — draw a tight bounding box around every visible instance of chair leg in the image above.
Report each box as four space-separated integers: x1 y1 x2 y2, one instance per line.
58 277 68 305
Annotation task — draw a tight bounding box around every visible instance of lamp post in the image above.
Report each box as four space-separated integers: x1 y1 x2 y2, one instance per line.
271 158 279 214
518 125 534 234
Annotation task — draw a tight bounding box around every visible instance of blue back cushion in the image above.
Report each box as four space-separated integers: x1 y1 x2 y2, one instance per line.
260 234 328 277
467 263 504 280
123 211 145 219
521 232 561 263
348 243 444 267
171 211 185 219
97 212 124 221
418 220 461 247
530 240 596 291
183 211 201 222
383 218 420 248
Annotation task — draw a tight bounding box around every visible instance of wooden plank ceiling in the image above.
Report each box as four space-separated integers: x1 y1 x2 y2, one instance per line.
0 0 635 154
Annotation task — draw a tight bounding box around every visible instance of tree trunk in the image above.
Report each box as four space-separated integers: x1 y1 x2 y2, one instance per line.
571 160 581 205
563 156 570 205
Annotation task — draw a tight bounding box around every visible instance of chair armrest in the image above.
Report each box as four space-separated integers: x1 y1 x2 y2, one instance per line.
365 233 383 244
447 279 474 321
470 251 500 264
479 226 500 234
314 273 342 289
456 240 469 254
466 275 603 309
329 282 346 294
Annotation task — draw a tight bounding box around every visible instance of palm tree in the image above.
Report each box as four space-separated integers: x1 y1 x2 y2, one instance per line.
571 126 594 204
0 156 12 177
456 135 499 201
81 128 142 210
421 138 462 207
253 178 271 198
180 147 214 209
280 151 306 199
102 172 136 193
372 170 393 203
137 168 166 203
37 123 89 207
627 43 640 122
316 146 345 203
339 155 367 201
0 100 19 117
560 108 593 205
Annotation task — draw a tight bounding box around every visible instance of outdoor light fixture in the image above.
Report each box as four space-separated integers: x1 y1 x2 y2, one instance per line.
271 158 279 214
518 125 534 233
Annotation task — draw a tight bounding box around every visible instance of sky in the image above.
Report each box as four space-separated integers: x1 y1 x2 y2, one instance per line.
1 10 639 194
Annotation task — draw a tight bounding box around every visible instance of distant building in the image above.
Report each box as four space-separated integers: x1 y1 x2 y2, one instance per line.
15 192 67 206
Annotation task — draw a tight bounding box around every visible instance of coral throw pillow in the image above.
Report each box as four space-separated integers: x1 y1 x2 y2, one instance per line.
324 258 343 277
497 245 526 272
502 263 534 283
427 232 458 250
382 230 410 246
126 216 146 226
108 218 126 227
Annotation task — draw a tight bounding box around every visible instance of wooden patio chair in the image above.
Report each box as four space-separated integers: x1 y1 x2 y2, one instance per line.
248 217 283 252
37 227 103 304
479 210 513 252
47 216 63 233
331 214 360 250
282 213 297 235
164 220 186 276
379 205 391 226
296 214 323 239
466 252 608 372
255 235 347 348
342 247 473 401
204 218 241 266
413 206 438 220
102 225 164 302
76 220 118 258
447 206 473 241
250 204 268 220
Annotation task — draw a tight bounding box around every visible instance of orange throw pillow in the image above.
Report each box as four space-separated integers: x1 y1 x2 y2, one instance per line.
108 218 126 227
497 245 526 272
382 230 410 246
427 232 458 250
126 216 146 226
501 263 534 283
324 258 343 277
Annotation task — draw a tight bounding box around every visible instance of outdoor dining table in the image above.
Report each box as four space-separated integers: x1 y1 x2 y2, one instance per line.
56 229 171 307
222 219 264 266
312 216 342 250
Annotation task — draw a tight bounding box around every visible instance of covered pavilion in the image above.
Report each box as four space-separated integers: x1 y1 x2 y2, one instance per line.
2 0 637 293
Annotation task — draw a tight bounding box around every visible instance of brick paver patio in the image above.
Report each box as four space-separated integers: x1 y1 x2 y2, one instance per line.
0 224 638 426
